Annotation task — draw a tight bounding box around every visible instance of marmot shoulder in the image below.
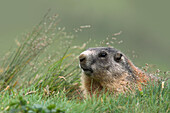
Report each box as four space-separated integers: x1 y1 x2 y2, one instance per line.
79 47 157 96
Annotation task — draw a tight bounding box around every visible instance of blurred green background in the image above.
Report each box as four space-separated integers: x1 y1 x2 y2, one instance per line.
0 0 169 71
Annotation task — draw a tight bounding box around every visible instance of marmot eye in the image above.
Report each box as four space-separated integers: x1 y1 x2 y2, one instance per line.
98 51 107 58
114 53 122 62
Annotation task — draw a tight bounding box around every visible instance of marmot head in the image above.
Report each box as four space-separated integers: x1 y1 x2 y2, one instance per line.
79 47 133 80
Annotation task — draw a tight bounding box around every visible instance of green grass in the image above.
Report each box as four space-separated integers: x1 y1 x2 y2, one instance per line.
0 82 169 113
0 13 169 113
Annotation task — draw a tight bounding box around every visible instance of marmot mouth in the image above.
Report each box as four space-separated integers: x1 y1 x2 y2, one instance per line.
81 66 93 73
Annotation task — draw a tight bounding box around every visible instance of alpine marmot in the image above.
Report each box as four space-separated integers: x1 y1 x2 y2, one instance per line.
79 47 157 96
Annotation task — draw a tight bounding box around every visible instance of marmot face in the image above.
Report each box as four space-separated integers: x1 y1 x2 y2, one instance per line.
79 47 130 80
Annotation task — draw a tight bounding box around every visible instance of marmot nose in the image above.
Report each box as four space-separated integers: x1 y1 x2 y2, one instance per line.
79 54 86 63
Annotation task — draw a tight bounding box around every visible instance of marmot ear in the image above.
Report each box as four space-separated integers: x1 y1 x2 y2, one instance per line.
114 52 123 62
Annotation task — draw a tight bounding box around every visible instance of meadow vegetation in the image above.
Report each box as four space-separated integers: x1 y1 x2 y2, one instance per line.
0 14 169 113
